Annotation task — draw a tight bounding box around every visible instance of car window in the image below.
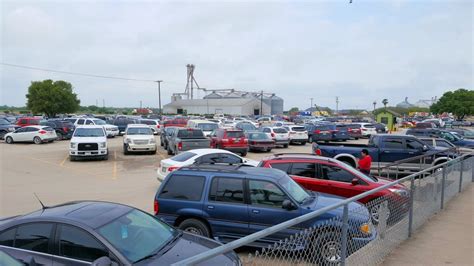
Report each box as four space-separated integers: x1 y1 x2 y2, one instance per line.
74 128 105 137
209 177 244 203
59 225 108 262
177 129 204 139
0 228 16 247
15 223 53 253
198 153 221 164
321 165 354 183
269 163 291 173
77 119 85 125
19 119 27 124
383 138 404 149
406 139 424 150
170 152 196 162
160 175 205 201
197 123 218 131
226 131 244 138
26 127 39 132
436 140 454 148
263 128 271 133
85 120 94 125
289 162 316 178
127 127 153 135
219 154 242 164
291 126 306 132
249 180 287 208
15 128 27 133
273 128 287 133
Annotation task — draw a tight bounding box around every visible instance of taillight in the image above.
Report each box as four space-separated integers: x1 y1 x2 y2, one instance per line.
243 138 248 144
271 133 275 138
348 128 352 131
251 141 256 145
314 130 321 134
178 142 183 150
222 138 229 143
168 166 179 172
63 127 68 132
157 125 160 128
154 199 159 215
315 149 322 155
39 130 46 134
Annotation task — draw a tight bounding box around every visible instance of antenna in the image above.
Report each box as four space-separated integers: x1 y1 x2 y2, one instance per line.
33 193 48 210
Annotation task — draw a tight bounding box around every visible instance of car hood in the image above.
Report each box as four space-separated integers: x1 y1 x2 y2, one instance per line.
104 124 118 129
302 192 370 221
454 139 474 147
136 232 238 265
373 177 407 190
71 137 107 143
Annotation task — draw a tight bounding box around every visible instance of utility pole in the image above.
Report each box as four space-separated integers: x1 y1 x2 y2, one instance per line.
336 96 339 115
260 90 263 116
310 98 313 110
155 80 163 116
140 100 142 109
102 99 105 108
373 101 376 111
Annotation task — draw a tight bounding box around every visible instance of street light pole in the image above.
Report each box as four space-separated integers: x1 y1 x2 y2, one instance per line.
155 80 163 117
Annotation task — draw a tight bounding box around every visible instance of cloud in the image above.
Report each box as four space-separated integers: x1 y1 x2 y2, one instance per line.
1 0 472 110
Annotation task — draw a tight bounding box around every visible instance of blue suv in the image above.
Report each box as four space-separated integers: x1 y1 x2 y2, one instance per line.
154 165 376 263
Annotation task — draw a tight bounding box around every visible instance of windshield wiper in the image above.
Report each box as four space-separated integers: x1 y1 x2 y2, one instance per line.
133 232 182 263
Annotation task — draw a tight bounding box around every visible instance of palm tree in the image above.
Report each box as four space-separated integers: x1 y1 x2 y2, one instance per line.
382 99 388 108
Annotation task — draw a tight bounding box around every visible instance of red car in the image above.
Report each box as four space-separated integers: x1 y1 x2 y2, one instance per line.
259 154 409 223
162 118 188 128
16 117 41 127
209 128 248 156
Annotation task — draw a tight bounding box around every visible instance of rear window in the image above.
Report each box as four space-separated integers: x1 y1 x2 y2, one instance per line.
43 127 54 131
170 152 196 162
336 125 349 130
237 123 256 131
363 124 375 128
160 175 205 201
226 131 245 138
164 119 187 125
197 123 218 131
177 129 205 138
248 132 270 139
291 126 306 132
140 120 156 125
273 128 288 133
318 125 336 131
348 124 361 128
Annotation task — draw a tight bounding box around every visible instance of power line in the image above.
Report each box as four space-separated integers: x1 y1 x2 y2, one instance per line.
1 62 157 83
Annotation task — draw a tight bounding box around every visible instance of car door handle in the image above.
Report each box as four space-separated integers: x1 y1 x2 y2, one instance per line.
252 209 260 214
408 151 415 154
207 205 214 210
383 151 391 153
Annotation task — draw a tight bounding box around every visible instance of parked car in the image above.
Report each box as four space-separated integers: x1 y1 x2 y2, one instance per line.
449 128 474 139
260 126 290 147
4 126 57 144
245 131 275 152
160 126 179 150
138 119 161 135
373 123 388 133
305 123 350 142
167 128 211 155
356 123 377 138
162 118 188 128
73 118 119 137
156 148 258 181
111 118 136 135
313 134 454 172
123 124 157 155
40 120 75 140
418 137 473 155
345 123 363 140
283 125 308 145
0 119 20 140
414 122 437 129
259 153 410 223
16 117 41 127
155 165 376 264
209 128 248 156
0 201 240 265
69 125 108 161
186 120 219 137
406 129 474 148
235 121 257 132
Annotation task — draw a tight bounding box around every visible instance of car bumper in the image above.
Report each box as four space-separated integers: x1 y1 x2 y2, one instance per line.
274 139 290 145
106 130 119 137
351 226 377 249
250 144 275 150
223 147 248 153
127 143 157 152
70 149 107 157
289 136 308 142
40 136 57 141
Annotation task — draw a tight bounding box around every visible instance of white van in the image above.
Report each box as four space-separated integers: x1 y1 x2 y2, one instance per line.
186 120 219 136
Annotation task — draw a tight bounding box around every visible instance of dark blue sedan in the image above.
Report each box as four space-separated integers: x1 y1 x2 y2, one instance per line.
0 201 240 265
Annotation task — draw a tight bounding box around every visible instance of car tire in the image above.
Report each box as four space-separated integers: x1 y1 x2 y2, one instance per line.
123 145 129 155
179 219 211 238
56 132 63 141
167 146 173 155
267 148 272 152
241 151 247 157
312 231 344 265
283 144 289 148
103 154 109 160
301 141 307 145
69 156 76 161
5 136 13 144
33 136 42 144
355 137 359 140
151 150 157 155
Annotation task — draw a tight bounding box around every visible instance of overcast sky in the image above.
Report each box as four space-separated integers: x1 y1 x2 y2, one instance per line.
1 0 472 110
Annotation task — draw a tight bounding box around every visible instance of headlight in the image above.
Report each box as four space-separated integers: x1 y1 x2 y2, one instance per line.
150 138 156 144
388 188 409 197
125 138 132 144
359 223 371 235
70 142 77 149
8 127 15 132
100 142 107 148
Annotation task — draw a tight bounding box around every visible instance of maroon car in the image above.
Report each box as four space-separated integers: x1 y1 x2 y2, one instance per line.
246 131 275 152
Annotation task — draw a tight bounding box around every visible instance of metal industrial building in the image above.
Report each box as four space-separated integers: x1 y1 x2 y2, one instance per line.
163 90 283 116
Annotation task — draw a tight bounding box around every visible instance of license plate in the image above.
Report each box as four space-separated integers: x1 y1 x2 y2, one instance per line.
85 152 91 155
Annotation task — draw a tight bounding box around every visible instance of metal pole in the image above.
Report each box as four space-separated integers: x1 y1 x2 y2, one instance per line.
156 80 163 117
441 166 446 210
459 159 464 193
408 176 415 237
260 90 263 116
340 204 349 266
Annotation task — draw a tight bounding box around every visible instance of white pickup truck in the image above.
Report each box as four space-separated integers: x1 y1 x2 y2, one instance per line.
73 118 119 138
69 125 108 161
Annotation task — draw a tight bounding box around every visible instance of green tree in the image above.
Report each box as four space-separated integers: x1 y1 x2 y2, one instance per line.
288 107 299 113
430 88 474 120
26 80 80 117
382 99 388 108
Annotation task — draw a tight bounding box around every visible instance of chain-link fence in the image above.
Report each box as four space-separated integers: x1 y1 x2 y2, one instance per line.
173 155 473 266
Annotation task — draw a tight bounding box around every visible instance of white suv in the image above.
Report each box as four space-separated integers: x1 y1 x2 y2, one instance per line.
123 124 157 155
69 125 108 161
73 118 119 138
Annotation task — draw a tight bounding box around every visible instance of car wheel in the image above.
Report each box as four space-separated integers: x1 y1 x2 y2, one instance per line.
267 148 272 152
311 231 344 265
103 154 109 160
151 149 157 155
0 131 7 140
33 136 42 144
56 132 63 141
283 144 289 148
5 136 13 144
355 137 359 140
123 144 129 155
241 151 247 157
167 146 173 155
301 141 306 145
179 219 211 238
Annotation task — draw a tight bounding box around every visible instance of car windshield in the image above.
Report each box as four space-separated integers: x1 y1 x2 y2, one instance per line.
238 123 256 131
73 128 105 137
227 131 245 138
177 129 204 138
464 130 474 137
291 126 306 132
140 120 155 125
93 119 106 125
0 119 10 125
127 127 153 135
363 124 375 128
248 132 270 140
170 152 196 162
97 209 175 263
273 128 287 133
278 177 310 204
197 123 218 131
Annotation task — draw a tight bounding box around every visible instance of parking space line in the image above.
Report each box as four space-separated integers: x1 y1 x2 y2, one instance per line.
60 154 68 166
112 151 117 180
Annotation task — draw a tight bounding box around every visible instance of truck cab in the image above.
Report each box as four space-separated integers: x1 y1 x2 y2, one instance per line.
69 125 108 161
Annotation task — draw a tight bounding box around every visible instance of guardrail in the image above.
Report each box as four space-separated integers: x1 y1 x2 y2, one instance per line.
172 153 473 266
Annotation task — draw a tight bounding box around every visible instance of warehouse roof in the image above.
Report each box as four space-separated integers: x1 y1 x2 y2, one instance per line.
164 98 270 107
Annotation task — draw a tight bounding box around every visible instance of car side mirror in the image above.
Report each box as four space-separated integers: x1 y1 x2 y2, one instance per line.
422 145 429 151
282 199 296 210
351 178 359 186
92 257 113 266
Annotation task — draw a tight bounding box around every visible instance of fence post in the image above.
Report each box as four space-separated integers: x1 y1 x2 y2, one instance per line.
459 159 464 193
340 204 349 266
408 175 415 237
472 158 474 182
441 166 446 210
